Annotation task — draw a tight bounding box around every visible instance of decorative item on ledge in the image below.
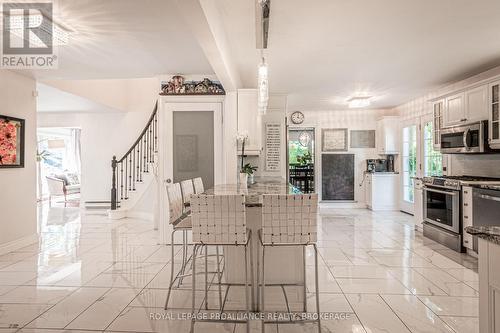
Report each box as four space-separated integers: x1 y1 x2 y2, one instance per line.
0 115 25 168
159 75 225 95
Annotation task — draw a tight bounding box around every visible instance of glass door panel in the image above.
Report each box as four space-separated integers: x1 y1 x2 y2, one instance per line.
402 125 417 205
423 121 443 177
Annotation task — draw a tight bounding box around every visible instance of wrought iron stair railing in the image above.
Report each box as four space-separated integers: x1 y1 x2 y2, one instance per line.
110 101 158 210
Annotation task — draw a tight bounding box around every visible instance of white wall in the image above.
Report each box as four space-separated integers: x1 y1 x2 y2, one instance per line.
37 110 152 203
287 108 396 206
0 71 38 253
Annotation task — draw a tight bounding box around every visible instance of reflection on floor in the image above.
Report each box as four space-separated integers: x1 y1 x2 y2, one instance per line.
0 205 478 332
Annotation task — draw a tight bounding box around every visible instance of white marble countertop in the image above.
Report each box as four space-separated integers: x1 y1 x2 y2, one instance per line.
203 177 302 206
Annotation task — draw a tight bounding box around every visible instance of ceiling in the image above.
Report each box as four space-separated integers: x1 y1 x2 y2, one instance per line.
217 0 500 110
20 0 214 79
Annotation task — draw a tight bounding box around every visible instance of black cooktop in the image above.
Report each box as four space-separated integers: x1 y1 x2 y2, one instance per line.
436 175 500 182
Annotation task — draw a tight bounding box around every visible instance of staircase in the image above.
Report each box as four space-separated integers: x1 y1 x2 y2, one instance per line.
108 101 159 219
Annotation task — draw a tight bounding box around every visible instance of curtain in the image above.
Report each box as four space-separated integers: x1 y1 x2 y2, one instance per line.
70 128 82 176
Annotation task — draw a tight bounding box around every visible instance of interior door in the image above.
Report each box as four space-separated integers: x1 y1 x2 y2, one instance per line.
159 101 223 242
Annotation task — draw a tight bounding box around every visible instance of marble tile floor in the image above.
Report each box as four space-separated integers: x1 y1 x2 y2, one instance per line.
0 204 479 332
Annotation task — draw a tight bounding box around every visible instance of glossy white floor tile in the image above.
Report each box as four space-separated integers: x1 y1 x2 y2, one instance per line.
0 205 479 332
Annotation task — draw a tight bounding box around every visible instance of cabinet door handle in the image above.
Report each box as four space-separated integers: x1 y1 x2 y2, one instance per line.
464 216 468 219
464 203 468 206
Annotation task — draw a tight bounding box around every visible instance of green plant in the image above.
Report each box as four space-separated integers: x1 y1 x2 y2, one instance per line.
241 163 258 175
297 151 312 165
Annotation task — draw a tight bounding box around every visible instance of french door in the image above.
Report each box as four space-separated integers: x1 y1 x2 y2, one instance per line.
400 121 418 214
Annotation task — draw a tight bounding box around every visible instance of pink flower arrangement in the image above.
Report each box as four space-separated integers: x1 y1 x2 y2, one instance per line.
0 119 18 165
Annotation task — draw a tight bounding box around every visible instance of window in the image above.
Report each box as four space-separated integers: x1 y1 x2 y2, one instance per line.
402 125 417 203
423 121 443 177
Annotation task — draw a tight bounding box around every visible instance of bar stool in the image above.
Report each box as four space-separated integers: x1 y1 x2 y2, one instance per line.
258 194 321 333
164 183 192 309
193 177 204 194
189 194 254 333
181 179 195 208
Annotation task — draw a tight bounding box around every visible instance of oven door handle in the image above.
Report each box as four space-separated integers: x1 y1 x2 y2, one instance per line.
423 187 458 196
478 194 500 202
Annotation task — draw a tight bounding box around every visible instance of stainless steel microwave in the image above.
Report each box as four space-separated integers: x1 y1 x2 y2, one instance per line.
440 121 488 154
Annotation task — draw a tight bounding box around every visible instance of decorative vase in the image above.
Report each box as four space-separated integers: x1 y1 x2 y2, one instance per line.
239 172 248 187
248 174 255 185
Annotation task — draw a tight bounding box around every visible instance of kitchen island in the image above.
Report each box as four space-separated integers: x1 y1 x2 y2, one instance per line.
204 178 306 311
466 226 500 333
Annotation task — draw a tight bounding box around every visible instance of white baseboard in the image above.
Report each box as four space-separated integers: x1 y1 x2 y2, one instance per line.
319 202 367 209
0 234 39 256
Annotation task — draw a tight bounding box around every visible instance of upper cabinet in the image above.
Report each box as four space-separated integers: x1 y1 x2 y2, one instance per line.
443 92 465 127
489 81 500 149
432 100 443 150
237 89 262 154
377 116 399 154
441 84 488 128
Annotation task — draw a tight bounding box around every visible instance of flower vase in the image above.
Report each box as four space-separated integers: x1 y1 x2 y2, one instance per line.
239 172 248 187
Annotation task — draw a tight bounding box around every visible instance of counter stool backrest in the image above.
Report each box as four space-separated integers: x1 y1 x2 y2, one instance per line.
190 194 246 245
180 179 195 204
262 194 318 244
167 183 184 224
193 177 204 194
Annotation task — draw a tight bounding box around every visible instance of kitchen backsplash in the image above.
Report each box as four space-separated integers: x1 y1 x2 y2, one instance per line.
450 154 500 178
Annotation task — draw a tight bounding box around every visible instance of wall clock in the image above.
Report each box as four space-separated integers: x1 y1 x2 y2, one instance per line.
290 111 305 124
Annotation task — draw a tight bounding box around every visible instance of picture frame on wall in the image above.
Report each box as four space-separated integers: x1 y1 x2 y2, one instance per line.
0 115 25 168
321 128 348 152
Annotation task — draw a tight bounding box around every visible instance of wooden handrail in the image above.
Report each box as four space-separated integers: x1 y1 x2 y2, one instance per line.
111 101 159 210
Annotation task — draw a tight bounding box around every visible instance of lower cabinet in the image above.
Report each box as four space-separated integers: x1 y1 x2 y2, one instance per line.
365 173 399 211
462 186 474 251
479 238 500 333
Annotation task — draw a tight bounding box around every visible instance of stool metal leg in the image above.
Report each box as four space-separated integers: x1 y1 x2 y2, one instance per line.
164 229 177 310
313 244 321 333
216 246 222 310
244 243 250 333
177 230 187 288
205 245 209 310
303 245 307 312
190 244 199 333
261 245 266 333
249 234 255 311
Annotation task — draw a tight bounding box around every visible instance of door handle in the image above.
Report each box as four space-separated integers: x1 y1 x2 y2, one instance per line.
165 179 172 184
479 194 500 202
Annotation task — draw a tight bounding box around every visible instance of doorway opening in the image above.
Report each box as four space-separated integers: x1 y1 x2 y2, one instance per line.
37 127 82 206
287 128 315 193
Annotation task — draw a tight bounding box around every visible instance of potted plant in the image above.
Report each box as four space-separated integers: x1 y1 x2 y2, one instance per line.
236 132 249 186
241 163 258 185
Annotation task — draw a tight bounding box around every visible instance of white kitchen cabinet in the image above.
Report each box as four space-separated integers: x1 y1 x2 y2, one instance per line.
478 238 500 333
442 85 488 128
489 81 500 149
462 186 473 251
413 178 424 231
432 100 444 150
377 117 400 155
444 92 465 127
365 173 399 211
237 89 262 154
465 85 489 123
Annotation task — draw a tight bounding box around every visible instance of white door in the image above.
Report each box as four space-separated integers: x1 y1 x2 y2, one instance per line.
400 120 419 214
158 100 223 243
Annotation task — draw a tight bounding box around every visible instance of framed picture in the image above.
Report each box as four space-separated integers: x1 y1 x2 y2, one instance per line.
0 115 25 168
350 130 376 148
322 128 348 152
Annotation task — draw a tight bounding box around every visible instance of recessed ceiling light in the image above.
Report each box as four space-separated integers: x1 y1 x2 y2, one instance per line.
347 96 372 108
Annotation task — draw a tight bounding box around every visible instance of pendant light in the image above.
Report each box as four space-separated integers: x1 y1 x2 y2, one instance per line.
258 51 269 114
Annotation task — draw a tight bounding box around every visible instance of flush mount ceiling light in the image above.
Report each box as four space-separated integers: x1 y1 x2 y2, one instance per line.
348 96 372 109
4 11 72 47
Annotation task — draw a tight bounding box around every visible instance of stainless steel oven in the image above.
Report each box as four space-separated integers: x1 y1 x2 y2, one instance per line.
440 121 487 154
423 186 460 233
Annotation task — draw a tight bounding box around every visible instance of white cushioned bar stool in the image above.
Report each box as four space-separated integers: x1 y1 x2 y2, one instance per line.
189 194 254 333
180 179 195 208
193 177 204 194
258 194 321 333
164 183 193 310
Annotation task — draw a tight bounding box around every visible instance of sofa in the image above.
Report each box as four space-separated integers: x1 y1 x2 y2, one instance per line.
46 173 80 206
